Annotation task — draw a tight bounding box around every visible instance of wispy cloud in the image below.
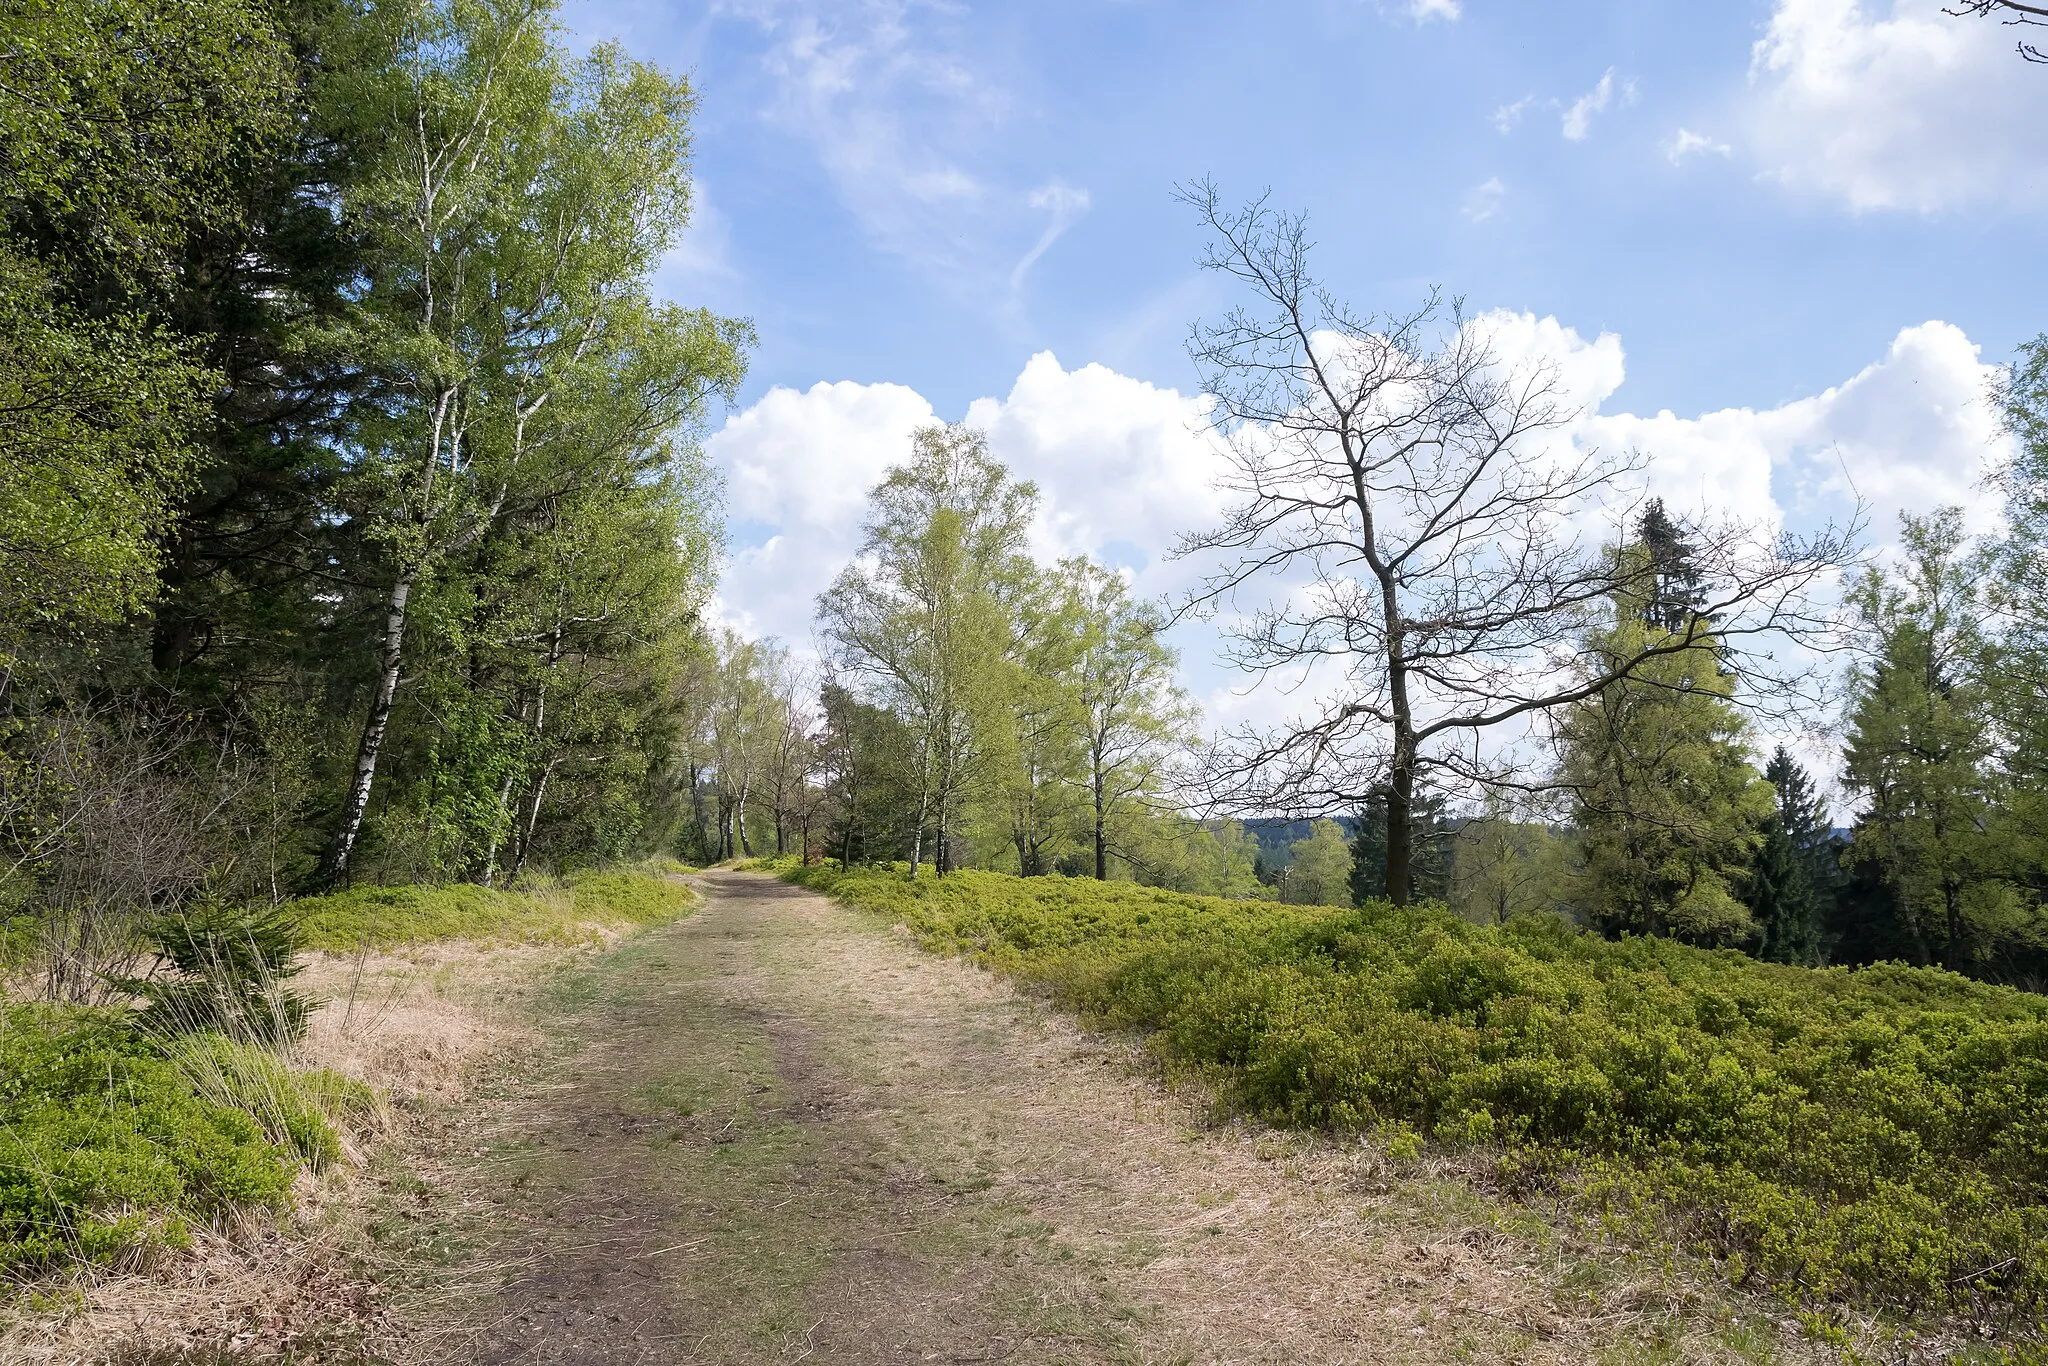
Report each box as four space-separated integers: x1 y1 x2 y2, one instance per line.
727 0 1001 272
1562 68 1634 141
1404 0 1461 20
1462 176 1506 222
1664 127 1732 164
1011 184 1091 291
1492 95 1536 133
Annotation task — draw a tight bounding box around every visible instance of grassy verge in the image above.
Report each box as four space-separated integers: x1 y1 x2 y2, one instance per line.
295 860 696 951
0 1005 371 1275
2 860 696 1288
776 860 2048 1330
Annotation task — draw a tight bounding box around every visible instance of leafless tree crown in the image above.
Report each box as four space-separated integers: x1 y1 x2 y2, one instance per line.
1169 184 1857 832
1948 0 2048 62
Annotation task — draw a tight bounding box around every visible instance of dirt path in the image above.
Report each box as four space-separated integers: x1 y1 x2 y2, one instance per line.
438 870 1795 1366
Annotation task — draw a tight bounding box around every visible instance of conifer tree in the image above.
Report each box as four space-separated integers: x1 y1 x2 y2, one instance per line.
1841 510 2000 969
1748 747 1826 963
1349 788 1451 905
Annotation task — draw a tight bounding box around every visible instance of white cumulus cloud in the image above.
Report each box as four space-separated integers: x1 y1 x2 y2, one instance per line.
1745 0 2048 211
704 322 2010 730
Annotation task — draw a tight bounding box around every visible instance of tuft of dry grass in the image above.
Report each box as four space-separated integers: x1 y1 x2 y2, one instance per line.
0 937 588 1365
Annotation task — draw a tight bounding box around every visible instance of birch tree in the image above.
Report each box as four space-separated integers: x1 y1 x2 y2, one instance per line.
1068 560 1196 880
322 0 743 879
818 424 1036 875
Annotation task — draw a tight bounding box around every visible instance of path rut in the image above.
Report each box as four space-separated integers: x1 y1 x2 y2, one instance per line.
438 871 1710 1365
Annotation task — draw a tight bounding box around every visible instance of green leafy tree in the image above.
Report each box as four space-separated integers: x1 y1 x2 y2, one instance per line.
1841 510 2005 969
320 0 744 879
817 680 919 870
988 571 1088 876
818 424 1038 875
1119 817 1270 899
1069 561 1195 880
0 0 294 666
1989 336 2048 945
1282 819 1353 906
1447 798 1569 925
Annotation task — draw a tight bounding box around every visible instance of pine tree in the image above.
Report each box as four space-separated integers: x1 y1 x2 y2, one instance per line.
1635 499 1708 634
1557 605 1773 946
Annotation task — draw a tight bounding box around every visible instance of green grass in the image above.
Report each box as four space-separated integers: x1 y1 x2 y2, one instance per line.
295 861 696 951
1 860 692 1279
0 1006 362 1273
778 860 2048 1321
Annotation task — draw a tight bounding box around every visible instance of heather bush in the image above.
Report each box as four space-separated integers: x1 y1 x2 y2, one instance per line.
783 861 2048 1315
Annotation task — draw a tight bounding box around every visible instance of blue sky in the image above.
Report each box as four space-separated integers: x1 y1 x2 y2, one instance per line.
564 0 2046 743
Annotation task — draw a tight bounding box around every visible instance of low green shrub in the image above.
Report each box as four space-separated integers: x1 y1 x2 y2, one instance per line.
785 863 2048 1317
0 1007 309 1271
294 863 695 951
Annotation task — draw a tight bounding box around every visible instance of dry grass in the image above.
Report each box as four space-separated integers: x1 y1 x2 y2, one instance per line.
0 938 582 1366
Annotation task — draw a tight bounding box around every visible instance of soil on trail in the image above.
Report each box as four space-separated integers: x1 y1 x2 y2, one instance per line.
441 871 1789 1366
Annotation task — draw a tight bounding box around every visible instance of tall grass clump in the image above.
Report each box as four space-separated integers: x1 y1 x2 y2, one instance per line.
2 898 369 1276
784 862 2048 1320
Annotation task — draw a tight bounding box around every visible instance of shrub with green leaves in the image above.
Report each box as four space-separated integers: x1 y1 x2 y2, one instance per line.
783 862 2048 1317
293 864 695 950
0 1007 305 1271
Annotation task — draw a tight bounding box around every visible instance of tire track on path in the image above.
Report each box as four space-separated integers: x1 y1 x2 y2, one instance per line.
447 870 1796 1365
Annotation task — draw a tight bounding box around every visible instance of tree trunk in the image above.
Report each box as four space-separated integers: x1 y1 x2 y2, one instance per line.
688 761 709 862
328 571 413 884
481 766 517 886
507 757 559 881
737 780 755 857
1384 742 1414 907
1944 876 1967 967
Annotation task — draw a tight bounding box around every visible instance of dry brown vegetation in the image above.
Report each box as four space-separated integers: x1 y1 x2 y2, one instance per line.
0 941 561 1365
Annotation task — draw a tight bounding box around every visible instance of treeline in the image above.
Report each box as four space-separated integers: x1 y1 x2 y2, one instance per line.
0 0 743 994
1297 452 2048 984
759 416 2048 993
673 424 1272 897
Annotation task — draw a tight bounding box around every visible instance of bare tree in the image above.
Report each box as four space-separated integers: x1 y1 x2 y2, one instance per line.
1949 0 2048 62
1171 186 1855 905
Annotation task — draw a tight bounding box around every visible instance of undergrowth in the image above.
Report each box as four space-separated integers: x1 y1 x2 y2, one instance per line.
778 860 2048 1329
0 1007 365 1274
2 860 691 1283
294 860 696 951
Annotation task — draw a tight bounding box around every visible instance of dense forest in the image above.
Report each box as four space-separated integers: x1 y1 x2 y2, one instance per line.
4 0 2048 1012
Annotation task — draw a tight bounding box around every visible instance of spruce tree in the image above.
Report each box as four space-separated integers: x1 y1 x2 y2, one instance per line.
1750 748 1822 963
1635 499 1708 634
1349 787 1450 905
